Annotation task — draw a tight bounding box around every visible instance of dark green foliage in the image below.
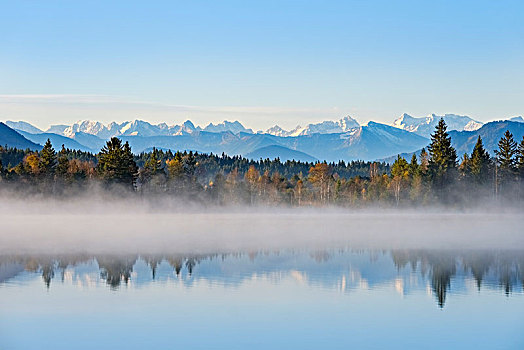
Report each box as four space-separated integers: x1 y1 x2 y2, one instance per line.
428 118 457 199
469 136 491 184
408 154 419 177
517 136 524 179
56 145 69 179
97 138 138 187
144 148 162 176
38 139 57 176
495 130 517 182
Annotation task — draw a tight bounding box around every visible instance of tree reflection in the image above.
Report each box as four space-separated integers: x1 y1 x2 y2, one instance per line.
0 250 522 308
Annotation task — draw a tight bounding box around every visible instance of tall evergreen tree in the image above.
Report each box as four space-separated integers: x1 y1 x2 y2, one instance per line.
458 153 471 180
144 148 161 176
516 136 524 179
56 145 69 179
469 136 491 184
408 154 419 178
419 148 429 175
97 137 138 187
428 119 457 198
39 139 57 177
183 151 196 180
495 130 517 183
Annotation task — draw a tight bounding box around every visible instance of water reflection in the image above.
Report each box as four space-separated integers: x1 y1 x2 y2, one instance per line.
1 249 523 308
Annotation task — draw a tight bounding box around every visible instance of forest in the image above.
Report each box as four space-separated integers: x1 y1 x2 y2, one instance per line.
1 119 523 207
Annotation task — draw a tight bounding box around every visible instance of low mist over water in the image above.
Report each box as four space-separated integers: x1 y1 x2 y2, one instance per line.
1 200 523 255
1 201 523 349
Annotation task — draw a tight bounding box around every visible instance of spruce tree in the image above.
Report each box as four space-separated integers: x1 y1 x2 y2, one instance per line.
97 137 138 188
144 148 161 176
428 118 457 198
495 130 517 183
56 145 69 179
458 153 471 180
408 154 419 177
516 136 524 179
470 136 491 184
39 139 57 177
419 148 429 175
183 151 196 179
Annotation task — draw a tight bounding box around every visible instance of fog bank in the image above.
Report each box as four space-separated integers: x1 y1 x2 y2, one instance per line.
1 197 522 254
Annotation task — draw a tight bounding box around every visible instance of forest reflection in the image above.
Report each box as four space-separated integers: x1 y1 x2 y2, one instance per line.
1 249 522 308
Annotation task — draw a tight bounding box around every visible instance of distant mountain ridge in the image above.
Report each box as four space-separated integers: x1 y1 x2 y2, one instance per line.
264 115 360 137
1 114 522 162
380 120 524 164
392 113 483 138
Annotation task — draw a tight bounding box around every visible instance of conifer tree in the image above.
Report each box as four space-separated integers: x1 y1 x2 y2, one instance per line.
39 139 57 177
97 137 138 187
56 145 69 179
408 154 419 177
183 151 196 179
391 155 409 205
470 136 491 184
144 148 161 176
428 118 457 198
458 153 471 180
419 148 429 175
516 136 524 179
495 130 517 183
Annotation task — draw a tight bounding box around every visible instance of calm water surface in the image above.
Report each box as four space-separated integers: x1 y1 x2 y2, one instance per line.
1 249 523 349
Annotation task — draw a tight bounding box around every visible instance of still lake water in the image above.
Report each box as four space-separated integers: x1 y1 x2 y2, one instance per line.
0 212 523 349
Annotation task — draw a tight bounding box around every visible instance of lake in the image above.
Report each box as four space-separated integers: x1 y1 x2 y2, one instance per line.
0 211 523 349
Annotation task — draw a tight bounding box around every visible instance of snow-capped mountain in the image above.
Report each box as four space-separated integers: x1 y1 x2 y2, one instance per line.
57 119 254 138
265 115 360 137
63 120 115 139
393 113 483 137
46 124 69 135
203 121 253 134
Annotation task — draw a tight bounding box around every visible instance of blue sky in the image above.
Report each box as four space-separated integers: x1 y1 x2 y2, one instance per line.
1 0 523 130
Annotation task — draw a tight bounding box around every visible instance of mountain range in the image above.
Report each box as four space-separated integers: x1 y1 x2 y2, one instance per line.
380 120 524 163
1 113 522 163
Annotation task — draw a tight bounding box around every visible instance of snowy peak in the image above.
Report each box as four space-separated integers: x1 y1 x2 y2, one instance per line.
393 113 483 137
265 115 360 137
509 116 523 123
203 120 253 134
46 124 69 135
64 120 110 138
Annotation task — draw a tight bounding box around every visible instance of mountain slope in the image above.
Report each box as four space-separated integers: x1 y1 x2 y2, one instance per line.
381 120 524 163
449 120 524 156
5 121 43 134
120 122 428 161
18 131 95 152
0 123 42 150
245 145 318 162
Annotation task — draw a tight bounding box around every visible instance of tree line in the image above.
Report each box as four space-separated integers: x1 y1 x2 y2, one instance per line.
1 118 523 207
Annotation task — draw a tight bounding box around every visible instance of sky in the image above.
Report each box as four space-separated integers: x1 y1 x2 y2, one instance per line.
0 0 523 131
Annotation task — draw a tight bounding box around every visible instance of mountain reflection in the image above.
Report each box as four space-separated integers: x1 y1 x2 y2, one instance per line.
0 249 522 307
